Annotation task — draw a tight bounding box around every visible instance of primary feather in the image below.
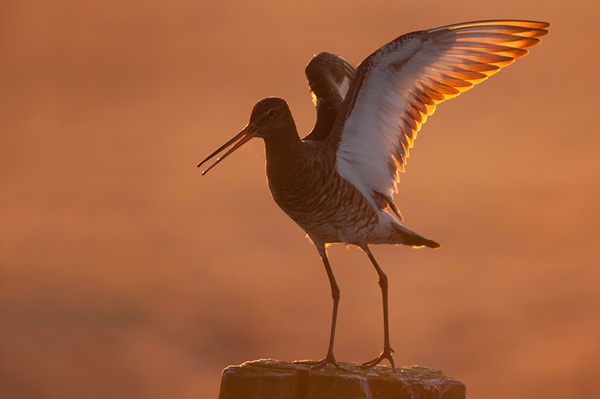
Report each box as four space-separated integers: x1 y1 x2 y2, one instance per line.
328 20 549 217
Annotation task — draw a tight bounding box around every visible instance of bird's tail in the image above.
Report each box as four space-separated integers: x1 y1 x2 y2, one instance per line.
393 223 441 249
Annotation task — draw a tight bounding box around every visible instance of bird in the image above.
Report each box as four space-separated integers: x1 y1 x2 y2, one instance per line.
198 20 549 369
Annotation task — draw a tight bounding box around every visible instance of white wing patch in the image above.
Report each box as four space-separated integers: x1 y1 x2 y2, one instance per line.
333 20 549 214
337 75 351 100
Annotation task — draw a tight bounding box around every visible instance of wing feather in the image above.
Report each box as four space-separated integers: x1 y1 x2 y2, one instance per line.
328 20 549 216
303 52 356 141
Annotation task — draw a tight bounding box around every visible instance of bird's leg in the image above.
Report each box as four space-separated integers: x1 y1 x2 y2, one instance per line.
293 245 340 369
361 246 396 369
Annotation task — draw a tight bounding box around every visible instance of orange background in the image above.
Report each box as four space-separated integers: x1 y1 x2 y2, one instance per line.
1 1 598 398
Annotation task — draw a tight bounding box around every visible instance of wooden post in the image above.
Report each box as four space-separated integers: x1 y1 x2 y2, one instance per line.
219 359 466 399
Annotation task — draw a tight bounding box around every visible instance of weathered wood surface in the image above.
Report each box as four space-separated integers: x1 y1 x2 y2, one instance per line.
219 359 466 399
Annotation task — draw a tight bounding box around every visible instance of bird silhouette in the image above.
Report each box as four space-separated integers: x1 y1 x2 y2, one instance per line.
198 20 549 369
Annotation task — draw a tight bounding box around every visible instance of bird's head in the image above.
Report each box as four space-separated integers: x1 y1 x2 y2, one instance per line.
198 97 295 175
249 97 294 138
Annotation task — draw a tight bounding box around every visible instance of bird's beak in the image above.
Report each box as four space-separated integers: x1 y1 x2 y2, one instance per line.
197 122 259 175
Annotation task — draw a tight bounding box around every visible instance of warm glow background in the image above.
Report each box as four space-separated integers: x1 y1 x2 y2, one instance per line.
1 1 599 398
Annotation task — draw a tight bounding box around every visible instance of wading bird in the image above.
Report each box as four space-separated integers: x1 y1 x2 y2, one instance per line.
198 20 549 369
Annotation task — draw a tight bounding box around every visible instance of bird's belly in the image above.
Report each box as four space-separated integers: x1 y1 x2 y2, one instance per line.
269 173 380 246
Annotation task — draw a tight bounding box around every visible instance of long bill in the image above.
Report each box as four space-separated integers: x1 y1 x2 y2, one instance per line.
197 122 259 175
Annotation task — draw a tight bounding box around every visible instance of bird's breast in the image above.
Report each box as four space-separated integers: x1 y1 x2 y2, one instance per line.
265 144 379 246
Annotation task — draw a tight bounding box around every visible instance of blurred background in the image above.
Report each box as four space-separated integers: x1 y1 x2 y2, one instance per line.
1 0 599 398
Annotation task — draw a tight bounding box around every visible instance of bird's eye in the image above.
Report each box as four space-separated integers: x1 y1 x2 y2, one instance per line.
268 109 277 118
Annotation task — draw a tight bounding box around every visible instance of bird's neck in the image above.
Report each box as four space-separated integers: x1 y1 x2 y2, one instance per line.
263 128 304 182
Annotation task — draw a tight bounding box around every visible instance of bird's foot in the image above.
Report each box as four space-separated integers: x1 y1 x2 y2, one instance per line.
293 352 341 370
361 346 395 370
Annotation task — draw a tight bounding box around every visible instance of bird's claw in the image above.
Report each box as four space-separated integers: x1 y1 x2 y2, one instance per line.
293 353 341 370
361 347 395 369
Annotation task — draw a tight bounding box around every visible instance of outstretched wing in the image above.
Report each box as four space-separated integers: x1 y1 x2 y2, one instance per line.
303 52 356 141
329 20 549 217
